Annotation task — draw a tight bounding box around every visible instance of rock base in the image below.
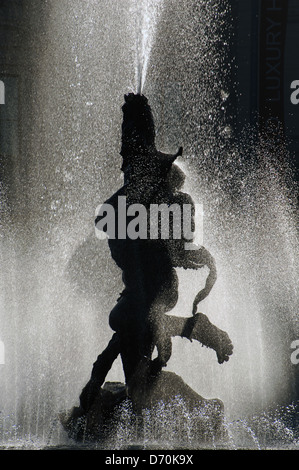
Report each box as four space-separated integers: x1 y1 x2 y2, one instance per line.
59 372 226 446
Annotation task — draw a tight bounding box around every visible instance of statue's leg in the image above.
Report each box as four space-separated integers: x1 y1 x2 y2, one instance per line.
109 294 151 385
148 311 173 375
147 269 179 375
164 312 233 364
79 333 120 412
79 291 149 412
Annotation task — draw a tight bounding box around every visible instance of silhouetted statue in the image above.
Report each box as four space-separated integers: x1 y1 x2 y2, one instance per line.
79 94 233 414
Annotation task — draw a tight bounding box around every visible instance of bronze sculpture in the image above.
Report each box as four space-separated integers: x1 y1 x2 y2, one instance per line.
78 94 233 414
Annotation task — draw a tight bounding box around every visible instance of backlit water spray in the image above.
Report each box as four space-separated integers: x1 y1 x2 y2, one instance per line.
133 0 164 94
0 0 298 449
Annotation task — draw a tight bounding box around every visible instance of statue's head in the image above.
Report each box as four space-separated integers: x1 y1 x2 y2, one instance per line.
120 93 183 186
121 93 156 157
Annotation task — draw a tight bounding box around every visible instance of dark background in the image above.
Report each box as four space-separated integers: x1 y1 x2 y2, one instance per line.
230 0 299 181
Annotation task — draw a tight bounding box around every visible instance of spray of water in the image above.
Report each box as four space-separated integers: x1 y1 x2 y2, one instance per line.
0 0 298 450
132 0 164 94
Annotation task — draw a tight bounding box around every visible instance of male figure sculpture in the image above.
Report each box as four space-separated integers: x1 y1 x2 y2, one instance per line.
79 94 233 413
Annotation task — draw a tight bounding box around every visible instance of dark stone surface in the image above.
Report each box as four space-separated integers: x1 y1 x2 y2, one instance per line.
60 373 226 445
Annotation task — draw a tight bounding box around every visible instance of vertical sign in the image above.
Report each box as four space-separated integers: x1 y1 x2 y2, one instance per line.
258 0 289 141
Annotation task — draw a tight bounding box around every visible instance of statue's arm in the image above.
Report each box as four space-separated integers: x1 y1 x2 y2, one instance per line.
188 247 217 315
169 244 217 315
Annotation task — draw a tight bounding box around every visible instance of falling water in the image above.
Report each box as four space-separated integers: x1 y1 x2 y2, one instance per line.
0 0 298 449
132 0 164 94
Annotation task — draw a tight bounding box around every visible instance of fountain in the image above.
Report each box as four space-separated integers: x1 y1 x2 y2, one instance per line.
133 0 164 94
0 0 298 451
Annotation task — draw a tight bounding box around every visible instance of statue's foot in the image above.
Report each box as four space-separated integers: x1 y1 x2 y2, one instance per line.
214 331 234 364
191 313 233 364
